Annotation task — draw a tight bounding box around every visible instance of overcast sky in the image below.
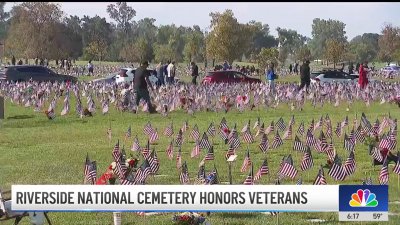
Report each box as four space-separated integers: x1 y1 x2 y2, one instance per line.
5 2 400 40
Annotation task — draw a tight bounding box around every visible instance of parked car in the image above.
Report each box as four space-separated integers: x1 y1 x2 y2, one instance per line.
381 66 400 73
0 65 77 83
202 70 261 84
310 70 359 84
114 68 158 85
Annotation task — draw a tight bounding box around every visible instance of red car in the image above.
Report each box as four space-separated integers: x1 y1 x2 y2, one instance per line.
202 70 261 84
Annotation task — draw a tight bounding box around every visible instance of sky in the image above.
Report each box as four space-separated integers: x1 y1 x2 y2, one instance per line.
4 2 400 40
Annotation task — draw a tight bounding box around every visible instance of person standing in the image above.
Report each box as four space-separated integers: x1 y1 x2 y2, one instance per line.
266 63 276 95
358 62 369 89
294 62 299 75
11 55 16 65
190 61 199 85
87 60 94 76
223 60 229 70
348 62 354 74
289 64 293 74
164 60 170 83
156 62 165 87
133 61 156 113
298 60 311 92
167 61 176 84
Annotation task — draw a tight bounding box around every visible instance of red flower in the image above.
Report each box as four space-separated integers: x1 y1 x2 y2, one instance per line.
108 165 113 170
128 159 135 167
242 96 247 102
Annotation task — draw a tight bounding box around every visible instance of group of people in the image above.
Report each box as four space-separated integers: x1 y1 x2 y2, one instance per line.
155 61 177 86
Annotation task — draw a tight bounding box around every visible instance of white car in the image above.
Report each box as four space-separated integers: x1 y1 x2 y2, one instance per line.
115 68 158 85
310 70 358 84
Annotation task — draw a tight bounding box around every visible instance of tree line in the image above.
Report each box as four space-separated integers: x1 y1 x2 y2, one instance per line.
0 2 400 67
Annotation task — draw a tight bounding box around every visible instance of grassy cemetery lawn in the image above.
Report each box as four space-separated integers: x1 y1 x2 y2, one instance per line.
1 96 400 224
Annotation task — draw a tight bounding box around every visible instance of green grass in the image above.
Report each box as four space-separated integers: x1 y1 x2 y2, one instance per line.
1 92 400 224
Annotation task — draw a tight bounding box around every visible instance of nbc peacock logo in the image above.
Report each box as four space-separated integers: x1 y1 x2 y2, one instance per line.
349 189 378 207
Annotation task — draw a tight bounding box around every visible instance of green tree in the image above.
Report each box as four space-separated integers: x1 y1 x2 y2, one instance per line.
153 44 174 63
349 33 379 63
206 10 253 64
245 21 278 60
296 45 312 62
325 39 345 68
183 26 205 62
378 23 400 64
107 2 136 35
0 2 10 41
84 39 108 61
309 18 347 61
256 47 279 69
5 2 64 59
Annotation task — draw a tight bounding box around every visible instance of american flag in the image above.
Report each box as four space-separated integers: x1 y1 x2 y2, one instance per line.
134 159 151 184
253 117 261 130
182 120 189 133
343 151 356 176
372 119 380 135
242 126 254 144
343 133 355 152
341 116 349 128
113 141 127 181
309 119 315 131
355 124 365 143
265 121 274 135
314 116 323 131
143 121 154 136
371 147 384 163
254 159 269 181
335 122 342 137
199 132 212 150
243 165 254 185
131 136 140 152
296 178 303 185
326 141 336 161
191 141 201 158
313 166 327 185
282 124 292 140
148 149 160 174
149 128 159 143
204 146 214 161
297 121 305 136
271 131 283 149
207 122 216 137
259 133 269 153
306 129 317 148
225 144 235 159
362 177 373 185
220 117 229 130
276 117 286 131
316 131 328 153
141 140 150 158
293 135 307 152
190 124 200 141
176 146 182 169
166 141 174 160
194 165 206 184
125 126 131 139
175 129 184 146
393 152 400 175
379 157 389 185
378 117 389 134
326 120 333 139
120 171 135 185
387 130 397 150
180 161 190 184
240 149 252 172
300 147 314 171
84 154 97 185
255 122 265 137
378 135 391 150
279 155 298 179
241 120 250 133
289 115 295 127
163 122 174 137
228 129 241 149
328 154 346 181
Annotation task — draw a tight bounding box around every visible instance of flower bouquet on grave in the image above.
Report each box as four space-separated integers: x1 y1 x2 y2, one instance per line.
172 212 206 225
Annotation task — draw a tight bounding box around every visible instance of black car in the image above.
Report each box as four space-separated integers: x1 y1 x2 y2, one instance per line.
0 65 77 83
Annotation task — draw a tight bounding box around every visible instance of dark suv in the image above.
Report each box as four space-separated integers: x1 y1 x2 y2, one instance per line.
0 65 77 83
